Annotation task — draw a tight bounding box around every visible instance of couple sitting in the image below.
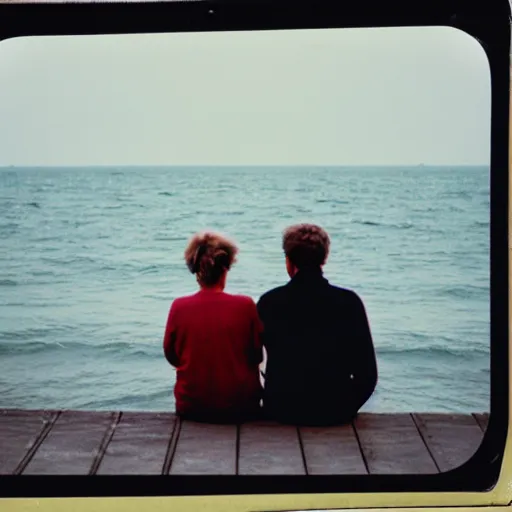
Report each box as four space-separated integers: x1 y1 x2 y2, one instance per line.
163 223 378 426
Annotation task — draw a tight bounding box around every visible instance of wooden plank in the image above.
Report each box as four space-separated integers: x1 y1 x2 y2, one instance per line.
354 413 438 474
299 425 367 475
169 420 236 475
0 409 57 475
413 413 484 472
238 421 305 475
96 412 176 475
473 413 489 433
1 409 488 476
22 410 116 475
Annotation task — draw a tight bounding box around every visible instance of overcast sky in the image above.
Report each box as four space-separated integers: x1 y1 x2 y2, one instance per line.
0 26 490 167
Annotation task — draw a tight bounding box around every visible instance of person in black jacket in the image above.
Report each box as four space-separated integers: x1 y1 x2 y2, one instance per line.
257 223 378 426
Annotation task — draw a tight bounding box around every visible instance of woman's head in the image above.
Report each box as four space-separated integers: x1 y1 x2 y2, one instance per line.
184 231 238 287
282 223 330 274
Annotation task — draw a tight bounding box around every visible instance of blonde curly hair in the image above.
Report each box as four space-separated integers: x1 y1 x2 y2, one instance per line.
184 231 238 286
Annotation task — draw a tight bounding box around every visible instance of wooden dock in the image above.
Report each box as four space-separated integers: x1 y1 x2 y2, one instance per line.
0 409 488 475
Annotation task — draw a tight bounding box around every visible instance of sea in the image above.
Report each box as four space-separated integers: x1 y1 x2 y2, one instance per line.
0 166 489 413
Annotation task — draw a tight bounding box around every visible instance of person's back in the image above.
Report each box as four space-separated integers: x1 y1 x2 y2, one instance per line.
163 232 263 423
257 224 377 426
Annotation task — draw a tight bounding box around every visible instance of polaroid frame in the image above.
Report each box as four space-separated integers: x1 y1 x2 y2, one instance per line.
0 0 509 510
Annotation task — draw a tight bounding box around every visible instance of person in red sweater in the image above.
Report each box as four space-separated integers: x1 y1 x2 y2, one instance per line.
163 231 263 423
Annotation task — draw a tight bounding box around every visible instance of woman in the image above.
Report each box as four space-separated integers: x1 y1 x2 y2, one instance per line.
163 231 263 423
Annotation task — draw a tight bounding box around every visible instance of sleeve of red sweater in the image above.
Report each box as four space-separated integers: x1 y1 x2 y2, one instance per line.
163 301 180 367
249 299 264 365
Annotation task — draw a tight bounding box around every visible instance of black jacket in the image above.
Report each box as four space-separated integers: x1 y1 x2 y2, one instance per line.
257 267 378 426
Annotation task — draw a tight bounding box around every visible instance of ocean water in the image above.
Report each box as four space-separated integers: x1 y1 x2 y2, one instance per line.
0 166 489 413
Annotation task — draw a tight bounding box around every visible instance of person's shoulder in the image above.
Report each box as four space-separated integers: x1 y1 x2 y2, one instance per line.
167 296 185 319
328 283 365 305
171 296 184 306
257 284 288 304
170 293 197 309
222 292 257 308
224 293 259 315
227 293 255 305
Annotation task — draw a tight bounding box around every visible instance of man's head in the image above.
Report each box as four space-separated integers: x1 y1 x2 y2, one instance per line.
282 223 330 277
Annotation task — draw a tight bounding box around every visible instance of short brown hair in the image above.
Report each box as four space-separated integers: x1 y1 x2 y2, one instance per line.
282 224 330 269
184 231 238 286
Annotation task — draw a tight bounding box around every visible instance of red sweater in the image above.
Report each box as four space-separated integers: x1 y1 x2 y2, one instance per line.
163 289 263 421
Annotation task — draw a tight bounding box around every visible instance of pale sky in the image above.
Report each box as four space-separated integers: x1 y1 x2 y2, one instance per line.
0 26 490 167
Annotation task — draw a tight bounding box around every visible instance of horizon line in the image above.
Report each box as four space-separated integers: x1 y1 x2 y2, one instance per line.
0 163 489 169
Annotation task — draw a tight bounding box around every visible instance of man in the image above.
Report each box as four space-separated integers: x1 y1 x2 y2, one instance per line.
257 223 378 426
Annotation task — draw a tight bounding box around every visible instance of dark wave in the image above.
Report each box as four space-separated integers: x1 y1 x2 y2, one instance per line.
139 265 160 275
27 202 40 208
40 256 97 266
0 324 75 343
0 279 17 286
1 301 63 308
103 342 160 358
87 388 171 410
442 190 474 200
357 220 380 226
0 339 160 358
0 222 18 230
30 269 57 277
142 293 170 300
377 344 488 359
158 192 175 197
154 235 186 242
33 236 61 243
354 220 414 229
437 285 488 300
0 340 54 355
448 205 466 212
315 198 348 205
